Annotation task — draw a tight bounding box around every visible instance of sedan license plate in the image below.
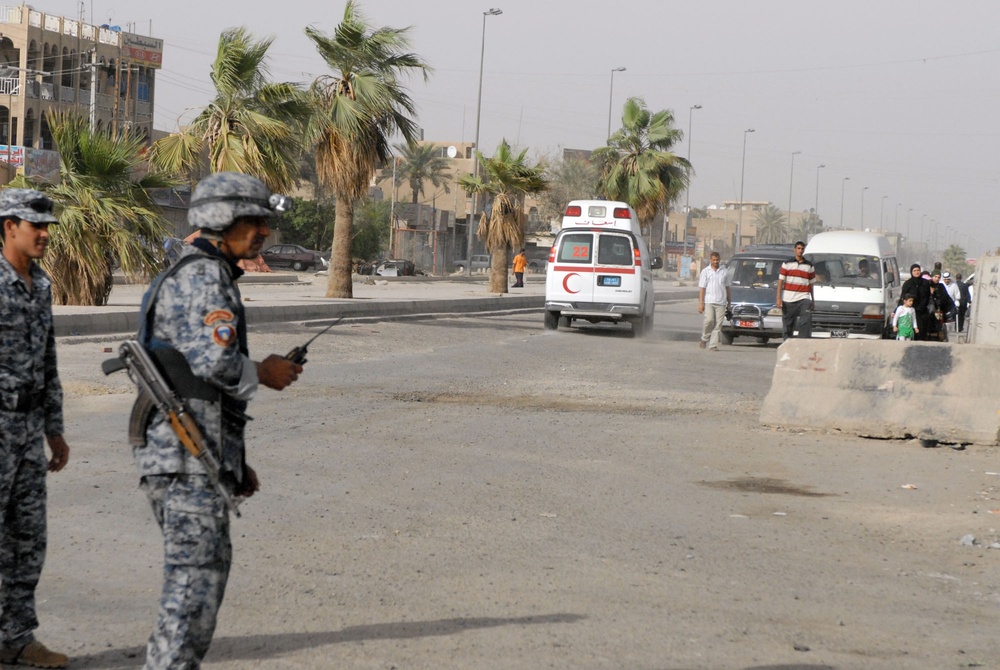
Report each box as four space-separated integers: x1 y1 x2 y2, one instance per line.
831 330 848 338
737 319 758 328
598 275 621 287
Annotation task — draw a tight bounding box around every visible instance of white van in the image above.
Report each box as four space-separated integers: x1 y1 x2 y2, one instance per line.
544 200 655 336
803 231 900 338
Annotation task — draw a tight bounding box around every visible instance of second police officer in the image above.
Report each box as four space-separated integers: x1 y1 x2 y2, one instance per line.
132 173 302 669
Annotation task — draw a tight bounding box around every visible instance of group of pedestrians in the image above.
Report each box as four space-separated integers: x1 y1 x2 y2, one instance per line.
1 175 303 669
698 243 973 348
895 263 971 341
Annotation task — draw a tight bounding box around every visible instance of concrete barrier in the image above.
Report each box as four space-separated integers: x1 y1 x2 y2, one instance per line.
760 339 1000 446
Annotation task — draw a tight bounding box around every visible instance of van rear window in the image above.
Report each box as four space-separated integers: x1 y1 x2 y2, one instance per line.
557 233 593 263
597 234 634 266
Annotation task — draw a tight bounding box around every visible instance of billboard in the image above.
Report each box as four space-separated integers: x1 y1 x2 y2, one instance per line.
123 33 164 68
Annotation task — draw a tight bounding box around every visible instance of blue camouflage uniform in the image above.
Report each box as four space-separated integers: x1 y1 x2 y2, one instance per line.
137 238 258 670
0 217 63 651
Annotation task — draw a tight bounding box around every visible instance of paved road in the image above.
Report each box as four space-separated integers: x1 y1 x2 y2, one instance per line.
40 310 1000 669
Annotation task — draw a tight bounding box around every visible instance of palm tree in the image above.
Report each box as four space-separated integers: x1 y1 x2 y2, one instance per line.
458 139 548 293
149 27 311 193
791 211 824 242
386 142 452 205
11 112 174 305
537 155 600 225
593 97 690 232
754 204 788 244
306 1 431 299
942 243 972 277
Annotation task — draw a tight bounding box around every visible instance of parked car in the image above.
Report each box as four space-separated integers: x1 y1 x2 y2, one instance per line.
454 255 491 272
375 259 417 277
260 244 321 271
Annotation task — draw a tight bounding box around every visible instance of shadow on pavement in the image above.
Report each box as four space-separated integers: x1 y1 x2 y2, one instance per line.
70 613 587 668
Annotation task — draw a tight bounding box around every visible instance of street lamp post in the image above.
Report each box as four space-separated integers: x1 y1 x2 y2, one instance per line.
467 7 502 275
906 208 913 261
683 104 701 256
860 186 869 229
879 195 887 232
894 202 901 235
839 177 850 229
787 150 801 234
607 66 625 141
737 128 754 251
814 164 825 219
920 214 926 258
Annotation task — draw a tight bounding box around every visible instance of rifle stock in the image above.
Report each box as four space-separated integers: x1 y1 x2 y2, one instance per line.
110 340 242 517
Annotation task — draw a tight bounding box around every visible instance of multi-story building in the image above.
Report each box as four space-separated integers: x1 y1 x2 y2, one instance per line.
0 4 161 158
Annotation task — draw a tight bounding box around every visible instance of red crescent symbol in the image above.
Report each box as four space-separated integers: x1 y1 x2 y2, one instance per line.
562 273 580 294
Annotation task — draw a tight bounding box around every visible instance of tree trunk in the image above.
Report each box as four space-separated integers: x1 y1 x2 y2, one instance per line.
326 197 354 298
488 246 510 293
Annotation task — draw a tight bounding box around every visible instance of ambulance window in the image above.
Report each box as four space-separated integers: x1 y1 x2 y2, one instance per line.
557 233 593 263
597 234 633 265
587 205 607 217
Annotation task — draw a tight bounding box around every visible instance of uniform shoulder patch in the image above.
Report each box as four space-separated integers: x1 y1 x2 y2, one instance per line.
212 324 236 347
205 309 235 326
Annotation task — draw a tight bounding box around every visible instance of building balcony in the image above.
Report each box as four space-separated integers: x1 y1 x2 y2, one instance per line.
0 78 19 96
60 86 74 103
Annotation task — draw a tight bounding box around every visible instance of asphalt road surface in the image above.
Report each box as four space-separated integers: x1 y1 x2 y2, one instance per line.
40 303 1000 669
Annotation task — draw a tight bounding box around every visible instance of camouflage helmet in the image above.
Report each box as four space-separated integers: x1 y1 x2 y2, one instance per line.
188 172 288 231
0 188 58 224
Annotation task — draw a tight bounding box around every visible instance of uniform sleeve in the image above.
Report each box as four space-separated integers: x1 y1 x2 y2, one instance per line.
154 259 247 396
42 301 64 436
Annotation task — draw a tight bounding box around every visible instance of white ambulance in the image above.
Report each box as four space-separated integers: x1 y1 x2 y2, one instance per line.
544 200 655 336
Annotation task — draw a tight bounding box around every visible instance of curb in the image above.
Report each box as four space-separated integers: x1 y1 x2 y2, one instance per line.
53 289 698 338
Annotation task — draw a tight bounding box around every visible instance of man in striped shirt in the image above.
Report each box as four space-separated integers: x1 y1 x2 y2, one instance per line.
775 240 815 339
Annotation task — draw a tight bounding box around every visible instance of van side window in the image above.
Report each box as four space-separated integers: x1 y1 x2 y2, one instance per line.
557 233 593 263
597 234 633 266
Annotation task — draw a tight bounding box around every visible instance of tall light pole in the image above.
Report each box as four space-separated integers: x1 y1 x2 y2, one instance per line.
683 104 701 256
467 7 502 275
787 150 801 233
860 186 869 229
879 195 887 232
839 177 850 229
814 164 825 219
607 66 625 141
920 213 927 258
737 128 754 251
906 208 913 262
894 202 901 235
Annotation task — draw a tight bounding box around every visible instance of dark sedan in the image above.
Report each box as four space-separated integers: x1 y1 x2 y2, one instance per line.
261 244 320 271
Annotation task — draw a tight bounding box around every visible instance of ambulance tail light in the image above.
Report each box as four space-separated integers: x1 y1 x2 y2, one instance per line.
548 245 556 263
633 247 641 266
613 207 631 219
564 205 582 217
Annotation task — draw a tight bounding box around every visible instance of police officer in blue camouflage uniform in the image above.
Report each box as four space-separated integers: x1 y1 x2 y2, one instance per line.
0 189 70 669
135 173 302 669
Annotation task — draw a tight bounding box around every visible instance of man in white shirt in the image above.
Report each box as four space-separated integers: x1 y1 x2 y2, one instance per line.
943 272 961 332
697 251 731 351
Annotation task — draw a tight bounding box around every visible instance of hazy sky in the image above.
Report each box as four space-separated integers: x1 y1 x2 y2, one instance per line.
32 0 1000 257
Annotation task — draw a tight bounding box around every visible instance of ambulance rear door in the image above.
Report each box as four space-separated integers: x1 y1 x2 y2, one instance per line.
547 230 596 305
591 231 641 307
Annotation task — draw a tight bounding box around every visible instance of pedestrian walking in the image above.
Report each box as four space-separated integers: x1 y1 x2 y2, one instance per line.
512 248 527 287
900 264 932 341
954 273 971 333
775 241 815 339
0 189 70 669
943 272 961 333
892 294 919 340
131 173 303 669
697 251 731 351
